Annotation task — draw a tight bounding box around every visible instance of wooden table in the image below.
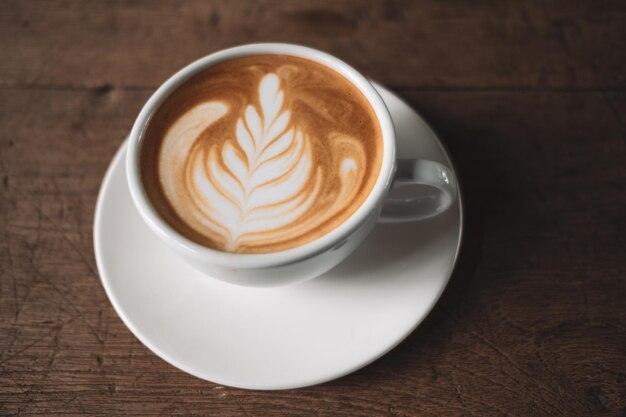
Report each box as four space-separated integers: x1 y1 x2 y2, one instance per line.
1 1 625 415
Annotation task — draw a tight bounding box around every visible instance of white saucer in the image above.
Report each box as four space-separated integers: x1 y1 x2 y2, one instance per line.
94 83 463 390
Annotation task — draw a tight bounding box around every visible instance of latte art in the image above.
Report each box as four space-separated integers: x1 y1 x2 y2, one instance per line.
141 55 382 253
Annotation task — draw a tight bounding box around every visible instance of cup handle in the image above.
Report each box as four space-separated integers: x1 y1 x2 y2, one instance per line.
379 159 458 223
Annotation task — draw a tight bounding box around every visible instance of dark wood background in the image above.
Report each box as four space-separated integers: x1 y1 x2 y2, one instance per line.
1 1 625 416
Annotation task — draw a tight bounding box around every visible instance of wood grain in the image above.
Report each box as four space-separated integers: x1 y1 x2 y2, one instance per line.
1 0 625 89
1 1 625 416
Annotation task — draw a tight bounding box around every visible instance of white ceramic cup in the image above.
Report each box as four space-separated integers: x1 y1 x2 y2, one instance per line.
126 43 457 287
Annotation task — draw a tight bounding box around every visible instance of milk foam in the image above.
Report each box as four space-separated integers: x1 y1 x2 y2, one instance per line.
159 73 366 252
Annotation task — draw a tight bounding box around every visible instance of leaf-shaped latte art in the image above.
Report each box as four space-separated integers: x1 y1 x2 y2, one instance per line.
160 72 368 252
187 74 323 251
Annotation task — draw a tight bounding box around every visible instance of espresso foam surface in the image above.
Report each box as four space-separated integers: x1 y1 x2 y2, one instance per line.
141 55 382 253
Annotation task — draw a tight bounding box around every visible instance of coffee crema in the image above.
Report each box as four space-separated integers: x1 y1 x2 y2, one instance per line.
140 55 383 254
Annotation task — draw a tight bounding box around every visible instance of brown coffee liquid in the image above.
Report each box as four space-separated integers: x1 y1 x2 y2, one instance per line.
140 55 383 254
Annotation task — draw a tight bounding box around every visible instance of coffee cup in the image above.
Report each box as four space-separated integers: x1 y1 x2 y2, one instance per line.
126 43 457 287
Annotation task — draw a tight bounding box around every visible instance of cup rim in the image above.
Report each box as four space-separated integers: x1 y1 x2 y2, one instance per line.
126 43 396 269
